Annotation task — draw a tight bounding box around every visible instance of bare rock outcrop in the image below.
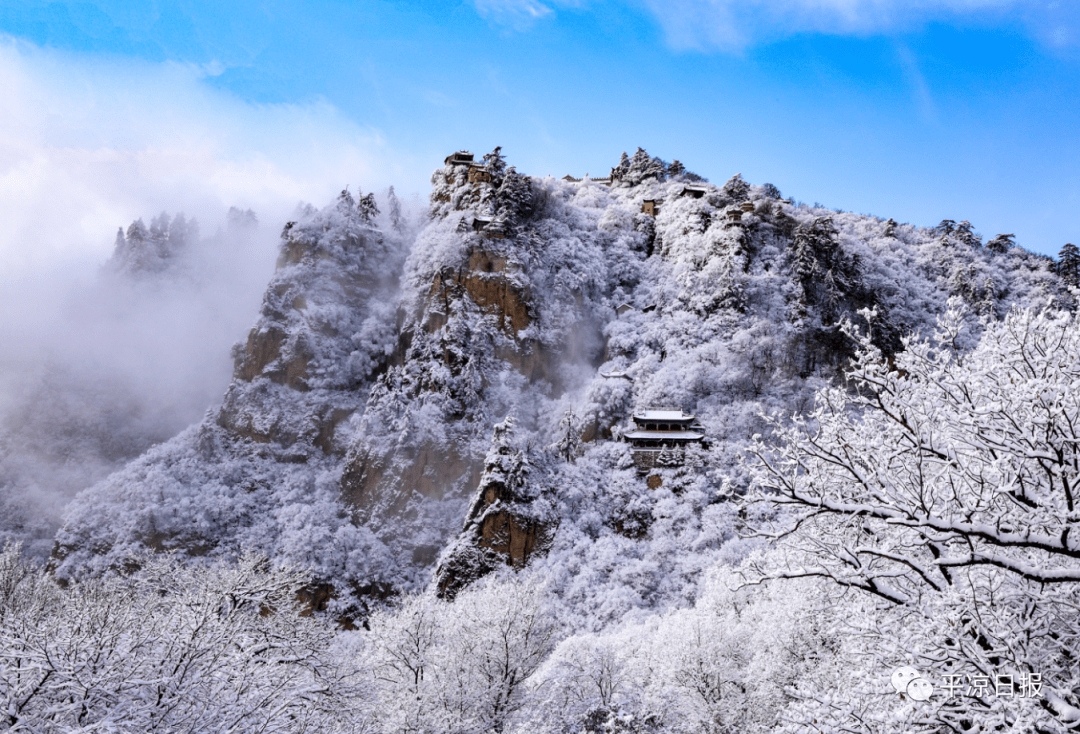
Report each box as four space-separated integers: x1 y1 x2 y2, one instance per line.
434 418 555 599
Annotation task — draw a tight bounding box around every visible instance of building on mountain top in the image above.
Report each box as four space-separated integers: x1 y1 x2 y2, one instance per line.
623 408 705 473
641 199 660 216
561 173 613 186
600 369 632 381
445 151 475 166
679 184 710 199
615 302 636 316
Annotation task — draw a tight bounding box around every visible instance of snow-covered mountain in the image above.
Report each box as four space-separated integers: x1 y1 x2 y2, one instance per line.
51 147 1065 627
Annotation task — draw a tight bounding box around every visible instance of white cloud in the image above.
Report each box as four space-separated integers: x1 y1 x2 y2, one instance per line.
472 0 558 30
0 36 396 274
634 0 1022 51
895 43 936 124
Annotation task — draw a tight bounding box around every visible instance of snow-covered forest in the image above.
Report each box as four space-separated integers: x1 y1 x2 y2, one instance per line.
2 147 1079 732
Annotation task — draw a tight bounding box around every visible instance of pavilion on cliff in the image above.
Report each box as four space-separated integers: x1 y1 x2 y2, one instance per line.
623 408 705 473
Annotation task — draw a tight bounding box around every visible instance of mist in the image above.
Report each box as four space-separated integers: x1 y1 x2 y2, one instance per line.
0 38 404 559
0 214 279 558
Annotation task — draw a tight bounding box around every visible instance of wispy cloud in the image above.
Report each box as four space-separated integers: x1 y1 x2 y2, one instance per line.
0 36 395 274
471 0 558 30
633 0 1023 51
467 0 1075 53
895 43 936 124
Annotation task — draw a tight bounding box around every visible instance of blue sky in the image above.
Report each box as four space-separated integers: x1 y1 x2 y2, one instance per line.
2 0 1079 261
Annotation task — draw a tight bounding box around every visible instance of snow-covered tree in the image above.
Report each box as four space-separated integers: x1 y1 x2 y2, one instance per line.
933 218 957 238
721 173 750 203
954 219 981 247
987 232 1016 254
1058 242 1080 287
126 217 148 244
358 191 379 223
624 147 665 186
169 211 198 247
484 145 508 186
556 409 581 464
0 545 357 732
613 151 631 182
495 166 534 226
226 206 258 230
744 299 1080 732
363 575 559 733
387 185 404 232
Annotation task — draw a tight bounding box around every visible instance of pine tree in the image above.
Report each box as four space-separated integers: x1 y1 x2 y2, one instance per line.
169 212 197 250
387 185 403 232
116 218 159 273
612 151 630 182
112 226 126 256
335 187 355 216
954 220 981 248
227 207 258 229
1059 242 1080 286
625 147 653 185
148 212 171 263
557 409 580 463
932 219 956 240
722 173 750 202
126 218 148 243
986 233 1015 255
495 167 533 225
644 155 665 182
358 192 379 223
149 212 170 242
979 276 997 317
483 146 507 186
667 160 686 178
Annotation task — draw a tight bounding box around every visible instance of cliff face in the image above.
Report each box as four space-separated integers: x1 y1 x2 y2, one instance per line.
52 148 1066 624
434 417 556 600
52 192 408 596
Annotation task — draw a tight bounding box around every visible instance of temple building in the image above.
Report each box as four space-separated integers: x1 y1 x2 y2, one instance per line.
445 151 477 166
678 184 710 199
623 408 705 472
